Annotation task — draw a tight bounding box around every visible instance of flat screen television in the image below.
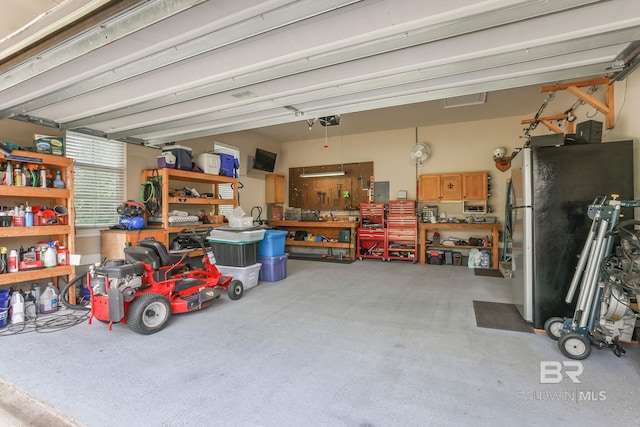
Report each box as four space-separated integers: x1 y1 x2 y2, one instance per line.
253 148 277 172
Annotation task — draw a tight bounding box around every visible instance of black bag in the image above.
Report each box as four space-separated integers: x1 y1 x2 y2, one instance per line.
294 230 308 241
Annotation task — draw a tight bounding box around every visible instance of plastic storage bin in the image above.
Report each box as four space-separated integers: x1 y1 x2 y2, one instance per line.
258 229 288 257
209 227 265 242
162 145 193 170
258 254 288 282
209 241 259 267
215 263 261 291
195 152 220 175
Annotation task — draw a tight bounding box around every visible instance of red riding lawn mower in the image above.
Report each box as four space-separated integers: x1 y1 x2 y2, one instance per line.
62 227 243 334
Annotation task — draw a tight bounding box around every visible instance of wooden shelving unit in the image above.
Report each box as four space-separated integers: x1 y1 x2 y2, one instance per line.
140 168 238 255
269 220 357 260
0 150 75 289
418 222 500 269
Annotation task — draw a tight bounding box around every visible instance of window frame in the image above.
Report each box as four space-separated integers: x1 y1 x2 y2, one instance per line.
65 131 126 229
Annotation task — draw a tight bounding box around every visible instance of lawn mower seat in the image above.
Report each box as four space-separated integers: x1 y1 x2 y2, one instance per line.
137 238 183 267
124 246 161 270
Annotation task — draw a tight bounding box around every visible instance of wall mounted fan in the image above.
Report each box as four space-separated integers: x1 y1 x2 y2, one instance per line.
409 143 430 164
410 137 431 200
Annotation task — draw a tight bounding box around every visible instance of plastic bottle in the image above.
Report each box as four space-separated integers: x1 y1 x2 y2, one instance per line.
31 284 41 313
43 243 57 268
57 246 69 266
4 161 12 185
39 166 47 188
24 206 34 227
479 250 491 269
10 292 24 323
206 249 216 265
8 249 18 273
13 163 22 186
39 283 58 314
53 171 64 189
0 247 7 274
24 291 36 319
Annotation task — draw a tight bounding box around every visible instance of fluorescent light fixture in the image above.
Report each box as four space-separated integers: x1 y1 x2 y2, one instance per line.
300 171 345 178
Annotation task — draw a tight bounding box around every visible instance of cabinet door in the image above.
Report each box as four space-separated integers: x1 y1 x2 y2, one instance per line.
418 174 441 201
440 174 462 200
462 172 488 200
265 174 285 204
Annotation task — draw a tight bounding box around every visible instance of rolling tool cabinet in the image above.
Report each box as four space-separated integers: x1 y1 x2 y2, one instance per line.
386 200 417 262
357 203 386 260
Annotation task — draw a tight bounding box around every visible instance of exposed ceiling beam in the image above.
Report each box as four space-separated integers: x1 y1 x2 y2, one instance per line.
105 28 638 139
30 0 600 128
0 0 206 92
142 62 612 146
0 0 361 119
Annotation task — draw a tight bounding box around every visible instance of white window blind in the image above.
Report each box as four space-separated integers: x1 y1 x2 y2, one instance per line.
214 142 239 215
66 131 125 227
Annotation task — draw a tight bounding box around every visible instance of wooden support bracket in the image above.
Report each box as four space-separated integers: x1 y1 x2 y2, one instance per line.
521 113 574 134
539 77 615 129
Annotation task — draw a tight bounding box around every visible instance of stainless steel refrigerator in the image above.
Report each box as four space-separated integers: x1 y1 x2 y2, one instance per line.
510 141 633 329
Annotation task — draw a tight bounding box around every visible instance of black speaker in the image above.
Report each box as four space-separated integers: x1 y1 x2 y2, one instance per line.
576 120 603 144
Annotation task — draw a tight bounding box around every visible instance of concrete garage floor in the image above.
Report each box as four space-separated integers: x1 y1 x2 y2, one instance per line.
0 260 639 426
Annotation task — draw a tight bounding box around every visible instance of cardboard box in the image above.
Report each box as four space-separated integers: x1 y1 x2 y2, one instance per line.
34 134 65 156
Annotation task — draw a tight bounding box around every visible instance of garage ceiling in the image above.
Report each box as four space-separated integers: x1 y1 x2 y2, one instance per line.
1 0 639 146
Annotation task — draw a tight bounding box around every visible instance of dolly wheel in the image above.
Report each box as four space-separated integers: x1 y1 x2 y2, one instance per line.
227 280 243 300
544 317 565 341
126 293 171 335
558 332 591 360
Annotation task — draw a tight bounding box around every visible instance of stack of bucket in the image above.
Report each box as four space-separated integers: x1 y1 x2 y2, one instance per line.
0 290 9 328
208 228 264 291
257 229 289 282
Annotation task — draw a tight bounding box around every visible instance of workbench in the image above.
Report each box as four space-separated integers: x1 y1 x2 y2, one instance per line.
418 222 500 268
268 220 357 261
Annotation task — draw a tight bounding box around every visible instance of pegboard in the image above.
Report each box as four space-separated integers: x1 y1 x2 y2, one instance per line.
289 162 374 210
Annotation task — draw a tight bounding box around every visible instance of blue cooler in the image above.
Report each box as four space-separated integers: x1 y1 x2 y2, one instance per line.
258 253 288 282
258 229 287 257
218 153 237 177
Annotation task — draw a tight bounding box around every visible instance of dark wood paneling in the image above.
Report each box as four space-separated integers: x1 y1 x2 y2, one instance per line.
289 162 374 210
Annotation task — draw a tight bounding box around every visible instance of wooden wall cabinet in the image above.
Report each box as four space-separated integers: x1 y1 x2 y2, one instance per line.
462 172 488 200
419 172 487 202
265 174 285 204
418 174 440 202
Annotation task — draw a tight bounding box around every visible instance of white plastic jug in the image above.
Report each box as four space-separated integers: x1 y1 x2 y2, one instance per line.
10 292 24 323
39 284 58 314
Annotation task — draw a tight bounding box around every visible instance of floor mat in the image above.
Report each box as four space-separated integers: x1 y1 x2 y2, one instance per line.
474 268 504 277
472 301 533 333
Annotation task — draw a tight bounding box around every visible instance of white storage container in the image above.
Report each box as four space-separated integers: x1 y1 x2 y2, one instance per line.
195 152 221 175
208 227 266 243
216 263 261 291
228 216 253 229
